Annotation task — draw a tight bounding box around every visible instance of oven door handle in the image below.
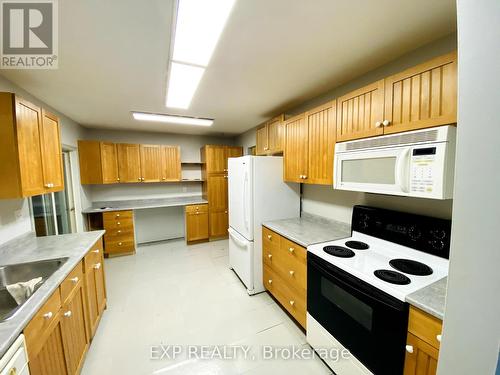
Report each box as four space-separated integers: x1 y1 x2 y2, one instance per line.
309 255 406 311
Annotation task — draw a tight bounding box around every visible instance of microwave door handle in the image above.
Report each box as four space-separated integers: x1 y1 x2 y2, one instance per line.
395 149 411 193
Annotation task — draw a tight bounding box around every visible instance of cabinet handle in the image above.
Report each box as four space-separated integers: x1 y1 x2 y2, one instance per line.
436 334 442 342
268 254 272 259
289 300 295 306
70 277 79 283
405 345 414 354
162 177 166 180
116 213 120 217
196 212 199 215
93 249 100 254
303 175 307 179
267 234 272 240
118 242 123 246
224 210 228 214
94 263 102 269
382 119 391 126
288 247 294 253
375 121 382 128
268 279 272 284
43 312 53 319
117 230 122 233
289 270 295 276
117 178 120 182
117 222 121 225
138 177 141 181
63 311 72 318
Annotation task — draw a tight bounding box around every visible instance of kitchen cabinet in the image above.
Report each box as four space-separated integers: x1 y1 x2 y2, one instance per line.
185 204 209 243
256 114 285 155
201 145 243 239
404 306 443 375
78 141 120 184
283 113 308 183
336 51 457 141
84 238 107 338
0 93 64 198
117 143 142 183
103 210 135 256
139 144 161 182
161 145 181 181
262 226 307 328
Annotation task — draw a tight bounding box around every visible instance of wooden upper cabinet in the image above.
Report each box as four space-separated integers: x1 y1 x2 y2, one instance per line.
225 146 243 169
204 145 227 174
256 125 268 155
384 51 457 134
139 144 161 182
40 110 64 193
100 142 119 183
305 101 336 185
117 143 141 183
0 93 64 198
336 79 385 141
161 145 181 182
267 115 285 154
283 114 308 183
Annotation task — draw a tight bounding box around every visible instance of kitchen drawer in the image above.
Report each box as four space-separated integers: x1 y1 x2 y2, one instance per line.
103 217 134 230
105 239 135 254
104 226 135 239
262 227 280 251
263 264 306 328
280 237 307 263
103 210 133 221
408 306 443 349
84 244 103 270
185 204 208 214
24 291 61 354
59 261 83 303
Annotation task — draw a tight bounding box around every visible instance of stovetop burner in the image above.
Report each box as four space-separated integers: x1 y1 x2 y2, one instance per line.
345 240 370 250
389 259 433 276
374 270 411 285
323 246 355 258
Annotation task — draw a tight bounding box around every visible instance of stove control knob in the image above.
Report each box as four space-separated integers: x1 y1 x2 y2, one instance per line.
431 229 446 239
429 240 445 250
409 226 422 241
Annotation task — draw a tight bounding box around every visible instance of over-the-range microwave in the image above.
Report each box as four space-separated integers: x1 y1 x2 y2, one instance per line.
333 126 456 199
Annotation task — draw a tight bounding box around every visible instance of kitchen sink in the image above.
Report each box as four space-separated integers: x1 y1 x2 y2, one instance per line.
0 257 68 322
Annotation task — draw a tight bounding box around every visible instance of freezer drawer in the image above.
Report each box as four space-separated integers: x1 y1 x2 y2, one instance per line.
228 227 254 293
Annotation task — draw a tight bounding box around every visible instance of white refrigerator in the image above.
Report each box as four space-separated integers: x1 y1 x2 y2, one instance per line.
228 156 300 295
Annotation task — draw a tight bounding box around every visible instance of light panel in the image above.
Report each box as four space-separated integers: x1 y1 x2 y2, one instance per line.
166 62 205 109
173 0 236 67
132 112 213 126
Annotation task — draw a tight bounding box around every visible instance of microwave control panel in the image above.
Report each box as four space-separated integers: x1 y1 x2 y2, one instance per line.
410 147 437 194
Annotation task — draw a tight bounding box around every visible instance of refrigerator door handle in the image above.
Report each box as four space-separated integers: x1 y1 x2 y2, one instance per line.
243 171 249 231
228 228 248 248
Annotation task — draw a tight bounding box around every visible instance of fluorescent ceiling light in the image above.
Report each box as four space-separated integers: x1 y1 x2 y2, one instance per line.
166 62 204 109
132 112 213 126
173 0 236 66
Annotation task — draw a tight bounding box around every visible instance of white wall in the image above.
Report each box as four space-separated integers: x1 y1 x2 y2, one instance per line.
438 1 500 374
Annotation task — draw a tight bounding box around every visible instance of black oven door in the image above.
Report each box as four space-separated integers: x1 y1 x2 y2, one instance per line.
308 252 408 375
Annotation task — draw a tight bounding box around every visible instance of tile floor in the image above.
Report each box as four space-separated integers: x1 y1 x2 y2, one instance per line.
81 239 332 375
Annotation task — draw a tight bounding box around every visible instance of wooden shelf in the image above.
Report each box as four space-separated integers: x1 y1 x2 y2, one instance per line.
181 161 204 165
181 179 205 182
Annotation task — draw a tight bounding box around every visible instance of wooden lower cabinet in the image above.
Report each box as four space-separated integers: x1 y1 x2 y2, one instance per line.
210 210 228 238
262 226 307 328
185 204 209 243
404 306 443 375
25 236 107 375
103 210 136 256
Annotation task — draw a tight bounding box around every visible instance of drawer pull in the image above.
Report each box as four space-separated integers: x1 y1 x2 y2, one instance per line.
268 279 272 284
117 222 121 225
436 334 442 342
118 242 123 246
93 249 100 254
288 247 294 253
289 300 295 306
117 230 122 233
267 254 272 259
405 345 414 354
116 214 120 218
63 311 72 318
267 234 272 240
43 312 53 319
70 277 79 283
94 263 102 270
289 270 295 276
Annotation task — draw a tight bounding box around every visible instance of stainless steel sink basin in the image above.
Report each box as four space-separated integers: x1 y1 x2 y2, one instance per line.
0 257 68 322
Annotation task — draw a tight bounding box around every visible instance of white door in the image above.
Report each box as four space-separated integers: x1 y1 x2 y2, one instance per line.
228 156 253 240
228 227 254 292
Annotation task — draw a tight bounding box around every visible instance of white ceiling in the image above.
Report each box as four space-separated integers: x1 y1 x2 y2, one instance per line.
0 0 456 136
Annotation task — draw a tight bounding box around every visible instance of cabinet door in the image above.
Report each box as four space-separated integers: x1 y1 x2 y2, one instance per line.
186 212 209 242
404 333 439 375
283 114 308 183
28 316 68 375
336 79 385 141
14 97 44 196
60 285 89 375
305 102 336 185
205 146 226 173
117 143 142 183
207 175 228 211
100 142 119 184
140 144 161 182
225 146 243 170
161 145 181 181
94 258 107 315
384 51 457 134
210 210 228 238
40 110 64 193
84 265 99 338
256 125 268 155
267 115 284 154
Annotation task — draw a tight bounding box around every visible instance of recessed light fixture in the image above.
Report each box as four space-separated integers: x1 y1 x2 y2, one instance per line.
132 112 213 126
165 0 236 109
